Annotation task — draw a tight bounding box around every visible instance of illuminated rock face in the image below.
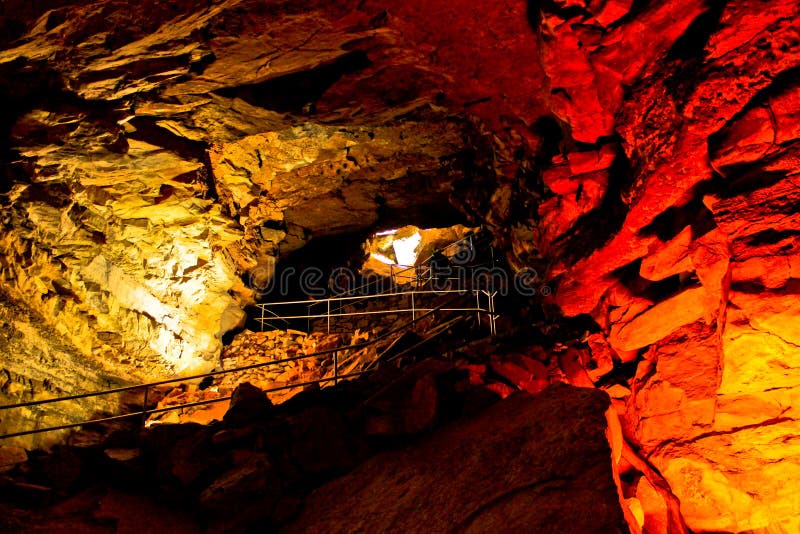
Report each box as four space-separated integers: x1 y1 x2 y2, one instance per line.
508 1 800 531
210 116 477 271
0 1 483 382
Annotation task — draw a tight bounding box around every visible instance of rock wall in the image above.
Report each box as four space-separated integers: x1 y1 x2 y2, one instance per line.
0 290 124 449
489 1 800 531
0 0 486 381
286 384 629 534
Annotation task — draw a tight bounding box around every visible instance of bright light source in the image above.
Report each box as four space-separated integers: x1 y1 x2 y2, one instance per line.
370 252 395 265
393 232 421 266
376 229 398 236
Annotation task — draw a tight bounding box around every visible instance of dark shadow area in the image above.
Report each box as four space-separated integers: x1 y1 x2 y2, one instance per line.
377 184 472 231
741 229 800 249
526 0 590 30
609 257 697 305
714 167 793 200
0 58 66 195
665 0 727 62
557 148 631 264
661 0 727 104
639 181 717 241
215 51 371 114
0 0 82 48
530 115 563 166
244 230 372 331
125 117 207 161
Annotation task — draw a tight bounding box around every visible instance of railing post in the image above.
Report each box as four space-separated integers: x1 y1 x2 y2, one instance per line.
140 385 149 431
476 291 481 327
260 305 265 332
489 290 497 337
411 291 416 321
327 299 331 333
334 350 339 386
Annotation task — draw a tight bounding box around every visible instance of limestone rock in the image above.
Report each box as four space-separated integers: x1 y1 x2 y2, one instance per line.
363 360 447 436
622 287 800 532
1 1 800 531
0 290 124 449
0 446 27 473
284 385 629 534
199 453 281 514
210 113 476 265
0 0 490 386
223 382 271 428
609 286 708 353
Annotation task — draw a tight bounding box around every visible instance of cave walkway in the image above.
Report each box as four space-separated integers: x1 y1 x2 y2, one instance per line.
255 233 500 336
0 238 499 443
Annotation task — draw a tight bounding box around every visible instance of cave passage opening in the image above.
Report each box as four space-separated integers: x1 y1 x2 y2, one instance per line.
243 222 488 334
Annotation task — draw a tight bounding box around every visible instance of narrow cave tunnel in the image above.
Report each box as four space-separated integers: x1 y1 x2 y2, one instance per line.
1 1 800 533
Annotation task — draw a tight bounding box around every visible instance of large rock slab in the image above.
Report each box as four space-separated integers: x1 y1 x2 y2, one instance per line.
284 384 628 534
625 286 800 532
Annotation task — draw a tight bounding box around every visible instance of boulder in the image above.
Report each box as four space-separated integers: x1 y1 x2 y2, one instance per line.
284 385 629 533
609 286 708 352
198 453 281 515
223 382 272 428
363 360 451 437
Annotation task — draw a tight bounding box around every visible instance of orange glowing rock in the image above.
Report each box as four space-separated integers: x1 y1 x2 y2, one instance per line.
639 226 693 282
609 286 708 353
634 477 669 534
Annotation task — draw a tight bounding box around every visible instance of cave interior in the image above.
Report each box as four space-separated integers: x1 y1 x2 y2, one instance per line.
1 0 800 532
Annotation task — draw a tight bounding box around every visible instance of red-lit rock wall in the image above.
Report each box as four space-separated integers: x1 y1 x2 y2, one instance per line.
503 1 800 531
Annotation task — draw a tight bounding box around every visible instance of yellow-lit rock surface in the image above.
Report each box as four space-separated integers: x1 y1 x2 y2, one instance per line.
210 115 476 269
1 133 244 377
622 287 800 533
0 0 481 385
0 291 125 449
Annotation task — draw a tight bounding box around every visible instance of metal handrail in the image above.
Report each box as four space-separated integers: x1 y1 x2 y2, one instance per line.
259 306 291 331
366 313 469 371
258 280 494 336
0 372 371 440
260 260 494 326
298 234 490 327
0 294 470 441
258 288 476 308
322 257 497 322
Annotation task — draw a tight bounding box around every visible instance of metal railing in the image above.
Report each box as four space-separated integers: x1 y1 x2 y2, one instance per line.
257 288 492 334
309 234 494 333
0 295 470 441
0 234 498 442
257 234 498 333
